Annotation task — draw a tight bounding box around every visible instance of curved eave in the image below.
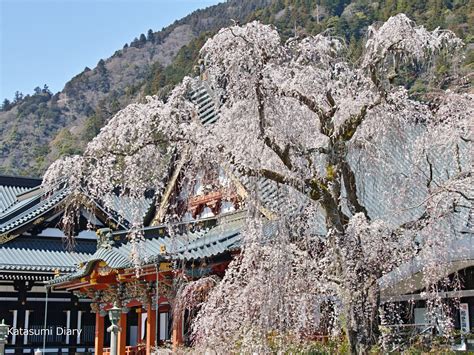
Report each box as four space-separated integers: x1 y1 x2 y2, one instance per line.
0 188 69 235
48 213 246 287
379 234 474 299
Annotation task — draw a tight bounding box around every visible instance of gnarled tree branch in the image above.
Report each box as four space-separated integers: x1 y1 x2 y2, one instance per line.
341 160 369 218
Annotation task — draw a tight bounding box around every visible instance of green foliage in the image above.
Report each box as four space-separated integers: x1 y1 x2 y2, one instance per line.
280 338 351 354
147 29 155 42
143 33 212 96
81 112 106 142
17 90 52 117
1 99 12 112
402 334 457 354
13 91 23 103
139 33 147 46
52 128 83 156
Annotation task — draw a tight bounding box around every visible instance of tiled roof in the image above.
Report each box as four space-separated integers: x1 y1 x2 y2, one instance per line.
0 191 41 222
0 181 154 237
0 188 70 234
0 185 34 213
0 175 42 215
0 236 96 272
190 79 471 237
96 193 155 228
0 175 153 275
48 211 246 285
379 233 474 298
174 223 241 260
190 83 219 125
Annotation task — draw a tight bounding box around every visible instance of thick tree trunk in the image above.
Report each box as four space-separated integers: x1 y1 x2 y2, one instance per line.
345 284 381 354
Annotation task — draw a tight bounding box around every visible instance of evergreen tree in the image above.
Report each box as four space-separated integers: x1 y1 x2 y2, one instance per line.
42 84 51 95
139 33 147 46
347 35 362 61
1 98 11 111
96 59 110 92
130 37 139 47
147 29 155 43
97 59 107 75
13 91 23 103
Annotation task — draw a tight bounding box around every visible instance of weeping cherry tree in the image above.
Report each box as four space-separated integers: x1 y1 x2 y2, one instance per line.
44 14 471 353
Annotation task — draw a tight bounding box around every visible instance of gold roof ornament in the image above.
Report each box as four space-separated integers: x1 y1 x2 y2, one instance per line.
160 245 166 254
96 228 115 249
33 217 45 225
159 262 171 272
0 233 18 244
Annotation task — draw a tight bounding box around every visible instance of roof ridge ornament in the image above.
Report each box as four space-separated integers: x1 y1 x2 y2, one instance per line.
96 228 115 249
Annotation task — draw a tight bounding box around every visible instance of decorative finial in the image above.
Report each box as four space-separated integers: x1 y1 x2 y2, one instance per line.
96 228 115 249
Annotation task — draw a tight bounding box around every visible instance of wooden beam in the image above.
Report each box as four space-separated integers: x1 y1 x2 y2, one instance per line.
382 289 474 303
151 149 189 225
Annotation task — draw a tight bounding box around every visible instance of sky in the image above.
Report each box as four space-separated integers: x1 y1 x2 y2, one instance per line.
0 0 222 101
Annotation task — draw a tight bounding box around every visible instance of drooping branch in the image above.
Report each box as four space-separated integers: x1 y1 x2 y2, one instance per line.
237 160 344 229
443 188 473 202
281 89 324 117
226 27 251 45
368 64 386 99
105 140 165 157
426 154 433 188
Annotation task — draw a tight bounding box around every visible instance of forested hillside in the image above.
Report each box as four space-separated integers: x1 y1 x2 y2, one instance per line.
1 0 472 177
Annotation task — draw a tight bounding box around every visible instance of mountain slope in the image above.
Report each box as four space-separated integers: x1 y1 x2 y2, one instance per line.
1 0 472 177
0 0 271 177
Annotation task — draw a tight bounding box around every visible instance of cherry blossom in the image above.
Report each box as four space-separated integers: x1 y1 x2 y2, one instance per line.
43 14 471 353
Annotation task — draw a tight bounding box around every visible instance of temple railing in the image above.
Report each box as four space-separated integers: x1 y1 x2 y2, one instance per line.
24 324 95 346
27 324 65 344
103 344 146 355
81 325 95 344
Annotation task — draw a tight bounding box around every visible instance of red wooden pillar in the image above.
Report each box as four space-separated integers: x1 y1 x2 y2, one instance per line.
94 313 104 355
137 308 142 344
118 312 127 355
146 304 156 355
172 309 184 350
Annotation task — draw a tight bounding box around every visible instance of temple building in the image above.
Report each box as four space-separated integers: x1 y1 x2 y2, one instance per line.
0 175 154 354
48 211 244 354
0 175 96 354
